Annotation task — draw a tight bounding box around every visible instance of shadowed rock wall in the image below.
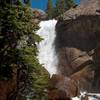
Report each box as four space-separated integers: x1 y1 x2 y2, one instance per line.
55 0 100 93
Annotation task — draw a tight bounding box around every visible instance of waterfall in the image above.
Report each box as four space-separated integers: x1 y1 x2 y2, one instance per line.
36 19 99 100
36 20 58 77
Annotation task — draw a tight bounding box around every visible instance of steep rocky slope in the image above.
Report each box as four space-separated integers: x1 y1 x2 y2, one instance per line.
49 0 100 99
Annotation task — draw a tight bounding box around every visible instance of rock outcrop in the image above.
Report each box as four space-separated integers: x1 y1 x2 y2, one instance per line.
48 74 90 100
54 0 100 96
48 74 79 100
32 9 47 24
32 9 47 20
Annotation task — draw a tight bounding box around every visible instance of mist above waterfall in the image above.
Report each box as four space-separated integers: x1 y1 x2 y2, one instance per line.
36 20 58 76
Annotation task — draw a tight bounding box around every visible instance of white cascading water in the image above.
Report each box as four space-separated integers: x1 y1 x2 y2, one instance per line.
36 20 99 100
72 92 100 100
36 20 58 77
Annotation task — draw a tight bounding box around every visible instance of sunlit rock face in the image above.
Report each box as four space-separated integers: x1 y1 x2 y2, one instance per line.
32 9 47 25
56 47 93 76
80 0 100 7
32 9 47 20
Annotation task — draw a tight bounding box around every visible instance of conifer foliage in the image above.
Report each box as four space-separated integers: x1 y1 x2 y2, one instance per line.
46 0 54 19
46 0 75 18
0 0 49 99
56 0 65 16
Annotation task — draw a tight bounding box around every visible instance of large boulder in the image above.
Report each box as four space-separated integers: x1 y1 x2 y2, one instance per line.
48 74 79 100
48 74 90 100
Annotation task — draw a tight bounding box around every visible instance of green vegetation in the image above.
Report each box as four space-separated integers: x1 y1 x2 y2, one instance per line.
46 0 54 19
46 0 75 18
0 0 49 99
56 0 66 16
24 0 31 6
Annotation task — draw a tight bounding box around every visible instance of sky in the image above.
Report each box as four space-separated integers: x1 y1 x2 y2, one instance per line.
31 0 80 11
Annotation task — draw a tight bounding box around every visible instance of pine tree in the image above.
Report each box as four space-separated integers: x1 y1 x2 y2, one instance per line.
56 0 65 16
0 0 49 99
65 0 75 9
55 0 75 16
46 0 53 19
24 0 30 6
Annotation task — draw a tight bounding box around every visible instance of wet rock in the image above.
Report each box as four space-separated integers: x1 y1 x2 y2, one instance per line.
81 95 89 100
48 74 79 100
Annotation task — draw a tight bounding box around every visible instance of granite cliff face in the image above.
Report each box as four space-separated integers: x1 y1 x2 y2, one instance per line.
50 0 100 98
32 9 47 24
